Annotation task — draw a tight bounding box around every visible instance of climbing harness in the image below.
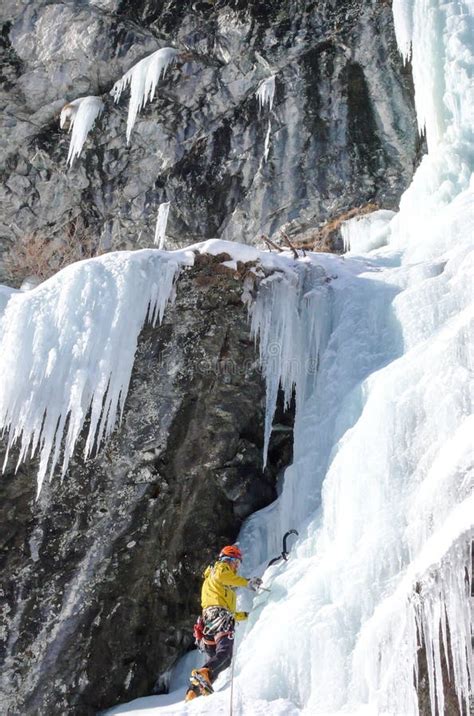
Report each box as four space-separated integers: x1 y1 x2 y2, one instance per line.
203 606 235 636
268 529 299 566
194 606 235 651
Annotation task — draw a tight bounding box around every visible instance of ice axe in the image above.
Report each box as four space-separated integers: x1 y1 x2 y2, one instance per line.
267 529 299 567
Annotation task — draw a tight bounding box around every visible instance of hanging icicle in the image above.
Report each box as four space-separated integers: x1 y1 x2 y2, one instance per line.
256 75 276 111
59 96 104 167
256 75 276 163
0 251 182 495
154 201 171 249
111 47 179 144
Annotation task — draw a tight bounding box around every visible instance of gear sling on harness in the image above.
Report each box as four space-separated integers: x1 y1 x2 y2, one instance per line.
193 607 236 679
194 606 235 649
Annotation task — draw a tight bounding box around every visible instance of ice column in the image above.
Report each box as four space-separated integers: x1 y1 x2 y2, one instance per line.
249 262 330 466
154 202 171 248
256 75 276 162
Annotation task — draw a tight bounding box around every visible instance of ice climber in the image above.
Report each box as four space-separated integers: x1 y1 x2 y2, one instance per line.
185 545 262 701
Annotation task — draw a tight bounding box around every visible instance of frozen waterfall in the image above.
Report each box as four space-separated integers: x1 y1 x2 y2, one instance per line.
107 0 473 713
236 0 474 713
0 0 472 713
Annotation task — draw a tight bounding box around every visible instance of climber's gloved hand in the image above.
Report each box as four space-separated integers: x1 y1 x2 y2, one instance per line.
248 577 263 592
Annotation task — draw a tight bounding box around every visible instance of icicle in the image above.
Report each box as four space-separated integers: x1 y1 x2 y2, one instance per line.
111 47 178 144
256 75 276 164
392 0 413 62
59 96 104 167
154 202 171 249
256 75 276 111
249 262 329 465
341 210 395 254
263 120 271 162
0 251 182 495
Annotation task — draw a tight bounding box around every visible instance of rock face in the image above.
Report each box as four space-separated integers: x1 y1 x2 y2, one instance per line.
1 0 420 284
0 255 293 715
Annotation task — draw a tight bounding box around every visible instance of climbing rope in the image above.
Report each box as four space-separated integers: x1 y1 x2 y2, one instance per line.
229 640 236 716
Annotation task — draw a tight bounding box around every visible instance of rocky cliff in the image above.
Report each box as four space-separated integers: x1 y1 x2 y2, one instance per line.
1 0 420 285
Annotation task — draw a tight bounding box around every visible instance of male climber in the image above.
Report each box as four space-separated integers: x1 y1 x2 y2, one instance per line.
185 544 262 701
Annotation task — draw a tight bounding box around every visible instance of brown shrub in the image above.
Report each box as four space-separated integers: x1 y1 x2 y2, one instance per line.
289 203 380 253
2 218 106 287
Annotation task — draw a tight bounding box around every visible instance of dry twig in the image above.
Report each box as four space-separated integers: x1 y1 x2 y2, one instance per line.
260 234 283 253
2 218 105 286
280 230 299 260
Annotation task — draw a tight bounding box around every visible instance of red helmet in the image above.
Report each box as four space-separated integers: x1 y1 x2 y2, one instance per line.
219 545 242 560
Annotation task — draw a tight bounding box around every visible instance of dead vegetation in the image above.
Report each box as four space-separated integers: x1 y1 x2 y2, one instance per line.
2 218 106 287
293 203 379 251
262 203 380 256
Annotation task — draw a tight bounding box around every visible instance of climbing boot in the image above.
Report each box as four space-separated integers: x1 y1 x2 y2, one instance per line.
184 685 199 702
190 667 213 695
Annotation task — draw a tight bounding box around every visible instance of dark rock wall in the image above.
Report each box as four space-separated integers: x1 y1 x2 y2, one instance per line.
1 0 419 282
0 256 293 715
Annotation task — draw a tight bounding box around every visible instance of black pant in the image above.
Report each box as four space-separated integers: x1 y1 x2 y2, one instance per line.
203 634 234 680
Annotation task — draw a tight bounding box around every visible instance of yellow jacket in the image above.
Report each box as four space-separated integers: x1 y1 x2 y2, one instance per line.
201 561 249 621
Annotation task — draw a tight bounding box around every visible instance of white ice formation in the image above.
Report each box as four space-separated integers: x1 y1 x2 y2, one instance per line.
249 261 329 465
59 96 104 167
0 250 184 495
233 1 473 714
341 209 395 253
154 202 171 249
263 120 272 163
256 75 276 111
256 75 276 162
111 47 178 144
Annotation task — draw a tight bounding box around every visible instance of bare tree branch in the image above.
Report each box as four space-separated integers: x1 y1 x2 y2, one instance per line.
261 234 284 253
280 231 299 260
